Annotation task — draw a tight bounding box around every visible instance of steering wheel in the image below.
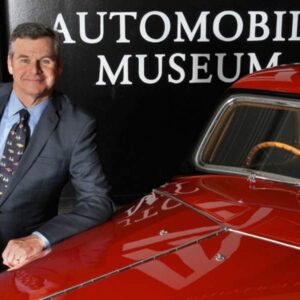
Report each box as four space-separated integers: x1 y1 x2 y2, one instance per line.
245 141 300 167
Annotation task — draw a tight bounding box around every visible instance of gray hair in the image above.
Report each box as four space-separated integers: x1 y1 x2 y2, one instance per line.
8 22 62 60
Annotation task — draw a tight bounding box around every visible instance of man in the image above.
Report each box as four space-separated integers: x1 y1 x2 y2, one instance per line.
0 23 114 269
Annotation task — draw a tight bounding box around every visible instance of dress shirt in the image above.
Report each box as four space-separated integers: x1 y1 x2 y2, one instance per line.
0 90 50 248
0 91 49 157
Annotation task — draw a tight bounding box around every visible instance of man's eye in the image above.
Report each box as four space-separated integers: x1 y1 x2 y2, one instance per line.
19 58 29 64
41 58 54 65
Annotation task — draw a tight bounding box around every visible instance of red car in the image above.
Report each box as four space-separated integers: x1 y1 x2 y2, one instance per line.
1 65 300 299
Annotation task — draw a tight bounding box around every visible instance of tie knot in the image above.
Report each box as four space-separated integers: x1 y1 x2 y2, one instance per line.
19 109 29 123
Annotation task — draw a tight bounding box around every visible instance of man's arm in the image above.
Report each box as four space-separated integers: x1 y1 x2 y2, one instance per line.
36 118 114 244
2 117 114 268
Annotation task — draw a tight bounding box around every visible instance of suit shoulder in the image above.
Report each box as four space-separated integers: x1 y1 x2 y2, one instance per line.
0 82 13 98
0 82 12 89
54 92 95 123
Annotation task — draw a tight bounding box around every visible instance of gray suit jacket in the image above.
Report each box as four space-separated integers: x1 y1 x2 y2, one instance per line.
0 83 114 249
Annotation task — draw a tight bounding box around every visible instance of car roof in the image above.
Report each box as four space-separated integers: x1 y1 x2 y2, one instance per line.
231 64 300 95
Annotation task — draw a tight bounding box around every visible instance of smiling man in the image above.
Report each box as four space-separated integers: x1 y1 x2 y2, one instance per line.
7 36 61 107
0 23 114 269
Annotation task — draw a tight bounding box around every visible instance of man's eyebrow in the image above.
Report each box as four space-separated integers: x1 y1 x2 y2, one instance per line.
16 54 56 60
41 55 56 60
16 54 29 58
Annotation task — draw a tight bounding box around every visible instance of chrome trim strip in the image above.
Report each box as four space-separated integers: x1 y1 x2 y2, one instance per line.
42 227 226 299
155 189 300 251
228 228 300 251
42 187 300 299
153 189 226 228
194 165 300 187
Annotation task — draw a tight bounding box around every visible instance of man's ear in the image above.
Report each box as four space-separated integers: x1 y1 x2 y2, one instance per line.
7 55 13 75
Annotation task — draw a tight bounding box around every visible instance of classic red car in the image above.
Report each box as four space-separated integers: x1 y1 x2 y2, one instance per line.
0 65 300 299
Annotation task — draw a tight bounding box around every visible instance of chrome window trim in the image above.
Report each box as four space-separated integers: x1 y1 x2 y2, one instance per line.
194 93 300 187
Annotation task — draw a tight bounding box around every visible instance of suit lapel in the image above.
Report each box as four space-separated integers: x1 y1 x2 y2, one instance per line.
0 98 7 116
0 96 60 206
0 83 12 116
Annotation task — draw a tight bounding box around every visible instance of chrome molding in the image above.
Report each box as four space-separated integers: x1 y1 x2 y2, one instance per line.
229 228 300 251
155 189 300 251
153 189 226 228
43 188 300 298
42 225 225 299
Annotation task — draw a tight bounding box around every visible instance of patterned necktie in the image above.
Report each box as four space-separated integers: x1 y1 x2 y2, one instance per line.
0 109 30 197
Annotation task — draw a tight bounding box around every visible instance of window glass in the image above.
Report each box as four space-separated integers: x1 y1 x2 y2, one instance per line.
197 95 300 181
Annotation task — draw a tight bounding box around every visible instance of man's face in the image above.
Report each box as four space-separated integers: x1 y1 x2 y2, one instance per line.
7 37 62 107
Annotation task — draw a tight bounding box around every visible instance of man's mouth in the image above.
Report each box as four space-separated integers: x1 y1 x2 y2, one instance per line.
23 78 44 83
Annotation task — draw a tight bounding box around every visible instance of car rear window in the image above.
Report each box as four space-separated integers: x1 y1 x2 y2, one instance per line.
195 94 300 184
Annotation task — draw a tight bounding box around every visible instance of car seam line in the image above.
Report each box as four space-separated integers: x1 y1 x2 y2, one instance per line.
153 189 227 228
228 228 300 251
155 189 300 252
41 227 226 299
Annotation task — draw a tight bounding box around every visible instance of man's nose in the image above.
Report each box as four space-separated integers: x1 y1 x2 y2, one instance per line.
29 61 42 74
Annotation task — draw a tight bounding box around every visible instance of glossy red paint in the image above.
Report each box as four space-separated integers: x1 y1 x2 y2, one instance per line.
158 175 300 247
0 175 299 299
60 232 300 300
0 193 223 299
1 65 300 299
231 65 300 95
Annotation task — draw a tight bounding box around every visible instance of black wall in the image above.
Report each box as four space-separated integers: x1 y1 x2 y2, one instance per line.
1 0 300 203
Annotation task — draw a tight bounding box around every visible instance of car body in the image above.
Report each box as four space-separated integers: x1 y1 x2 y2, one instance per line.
0 65 300 299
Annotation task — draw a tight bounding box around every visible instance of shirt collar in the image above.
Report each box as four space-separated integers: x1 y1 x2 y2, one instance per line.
7 91 50 118
7 91 25 118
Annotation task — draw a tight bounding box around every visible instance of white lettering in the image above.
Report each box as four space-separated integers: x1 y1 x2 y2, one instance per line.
96 55 133 85
168 53 186 84
248 52 282 73
213 11 243 42
53 13 76 44
77 12 107 44
95 52 283 85
189 54 212 83
124 193 159 218
140 11 171 43
172 182 200 194
216 53 243 83
248 11 270 41
273 11 287 41
134 208 158 222
137 54 165 84
289 11 300 41
109 12 137 43
174 11 210 42
161 198 182 210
